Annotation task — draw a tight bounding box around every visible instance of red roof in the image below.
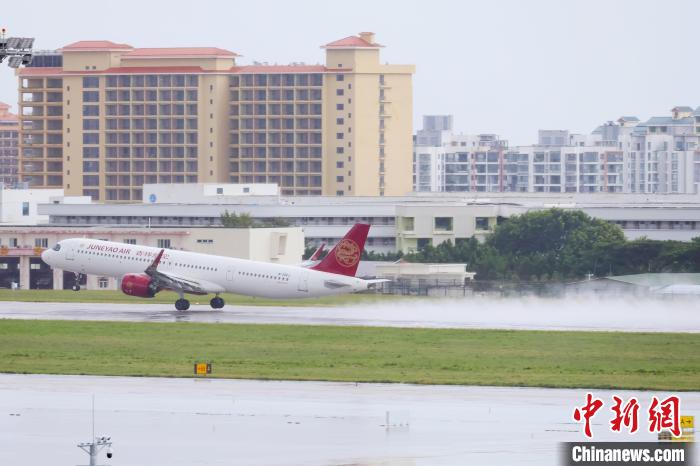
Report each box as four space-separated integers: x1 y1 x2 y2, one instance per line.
323 35 382 48
18 65 351 76
0 102 18 122
61 40 133 51
231 65 328 73
123 47 239 58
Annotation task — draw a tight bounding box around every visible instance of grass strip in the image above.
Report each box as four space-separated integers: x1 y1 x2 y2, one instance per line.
0 319 697 390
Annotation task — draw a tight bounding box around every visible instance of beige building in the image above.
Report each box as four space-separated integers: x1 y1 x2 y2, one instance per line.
0 103 19 186
17 32 414 200
0 225 304 290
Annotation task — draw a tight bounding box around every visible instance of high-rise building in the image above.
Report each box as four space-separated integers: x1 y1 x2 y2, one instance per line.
16 32 414 201
415 108 700 194
0 103 19 186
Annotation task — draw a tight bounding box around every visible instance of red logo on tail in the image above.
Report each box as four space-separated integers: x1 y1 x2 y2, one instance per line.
335 239 360 268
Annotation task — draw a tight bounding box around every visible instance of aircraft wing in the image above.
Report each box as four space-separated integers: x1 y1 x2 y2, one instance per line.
144 250 225 295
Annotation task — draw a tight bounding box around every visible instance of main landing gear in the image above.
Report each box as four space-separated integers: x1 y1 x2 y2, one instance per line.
175 298 190 311
210 295 225 309
172 294 224 311
72 273 85 291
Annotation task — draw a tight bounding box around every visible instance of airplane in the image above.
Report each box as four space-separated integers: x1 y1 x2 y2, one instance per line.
41 223 386 310
300 242 325 267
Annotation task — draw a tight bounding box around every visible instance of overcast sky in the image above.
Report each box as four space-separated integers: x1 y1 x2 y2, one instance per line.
1 0 698 144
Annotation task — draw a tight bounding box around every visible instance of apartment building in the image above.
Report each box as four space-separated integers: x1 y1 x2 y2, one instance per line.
16 32 414 200
413 116 512 192
0 103 19 186
415 108 700 194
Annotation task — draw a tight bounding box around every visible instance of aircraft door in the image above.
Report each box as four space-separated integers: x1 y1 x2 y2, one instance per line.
297 270 309 292
226 268 234 281
65 245 75 261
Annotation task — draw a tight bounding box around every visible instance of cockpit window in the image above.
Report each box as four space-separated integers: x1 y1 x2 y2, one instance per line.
52 244 61 252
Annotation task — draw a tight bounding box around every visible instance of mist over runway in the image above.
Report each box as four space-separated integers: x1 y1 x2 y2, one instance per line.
0 295 698 332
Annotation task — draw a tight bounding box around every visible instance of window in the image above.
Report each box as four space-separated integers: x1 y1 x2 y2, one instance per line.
434 217 453 232
83 119 99 130
336 103 344 111
83 77 99 88
157 239 171 249
336 89 344 96
83 91 99 102
83 105 99 117
336 74 344 81
22 202 30 216
196 239 214 244
475 217 490 230
98 277 109 289
83 133 99 145
35 238 49 248
124 239 136 245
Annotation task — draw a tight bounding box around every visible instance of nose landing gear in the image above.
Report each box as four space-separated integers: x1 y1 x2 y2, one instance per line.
72 273 85 291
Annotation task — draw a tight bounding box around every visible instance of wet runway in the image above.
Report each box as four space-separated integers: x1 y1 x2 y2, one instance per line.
0 296 699 332
1 374 696 466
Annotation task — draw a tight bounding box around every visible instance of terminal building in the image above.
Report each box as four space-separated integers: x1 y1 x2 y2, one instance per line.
36 184 700 249
16 32 414 200
4 183 700 290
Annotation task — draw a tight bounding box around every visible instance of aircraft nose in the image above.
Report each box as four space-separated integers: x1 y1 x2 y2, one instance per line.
41 249 51 263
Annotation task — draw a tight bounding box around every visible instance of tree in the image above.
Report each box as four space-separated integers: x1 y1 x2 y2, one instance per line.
220 210 255 228
487 209 625 279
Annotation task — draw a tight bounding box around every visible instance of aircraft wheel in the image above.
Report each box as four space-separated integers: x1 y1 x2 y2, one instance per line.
72 285 81 291
175 298 190 311
210 297 225 309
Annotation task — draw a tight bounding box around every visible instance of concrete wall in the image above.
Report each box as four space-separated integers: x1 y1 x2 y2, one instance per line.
0 188 65 224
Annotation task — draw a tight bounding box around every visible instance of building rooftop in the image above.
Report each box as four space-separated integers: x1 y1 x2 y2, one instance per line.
323 33 382 49
60 40 134 51
122 47 239 58
230 65 330 73
672 106 693 112
0 102 18 122
644 116 695 125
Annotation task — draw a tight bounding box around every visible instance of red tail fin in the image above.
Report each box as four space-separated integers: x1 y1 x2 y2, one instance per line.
309 242 326 261
311 223 369 277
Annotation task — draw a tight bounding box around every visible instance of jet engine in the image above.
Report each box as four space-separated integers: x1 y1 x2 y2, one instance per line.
120 273 159 298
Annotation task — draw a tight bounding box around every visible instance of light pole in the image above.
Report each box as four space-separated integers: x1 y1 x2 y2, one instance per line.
0 28 34 68
77 396 113 466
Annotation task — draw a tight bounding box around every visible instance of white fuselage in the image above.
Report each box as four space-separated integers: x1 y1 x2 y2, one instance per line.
42 238 368 299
